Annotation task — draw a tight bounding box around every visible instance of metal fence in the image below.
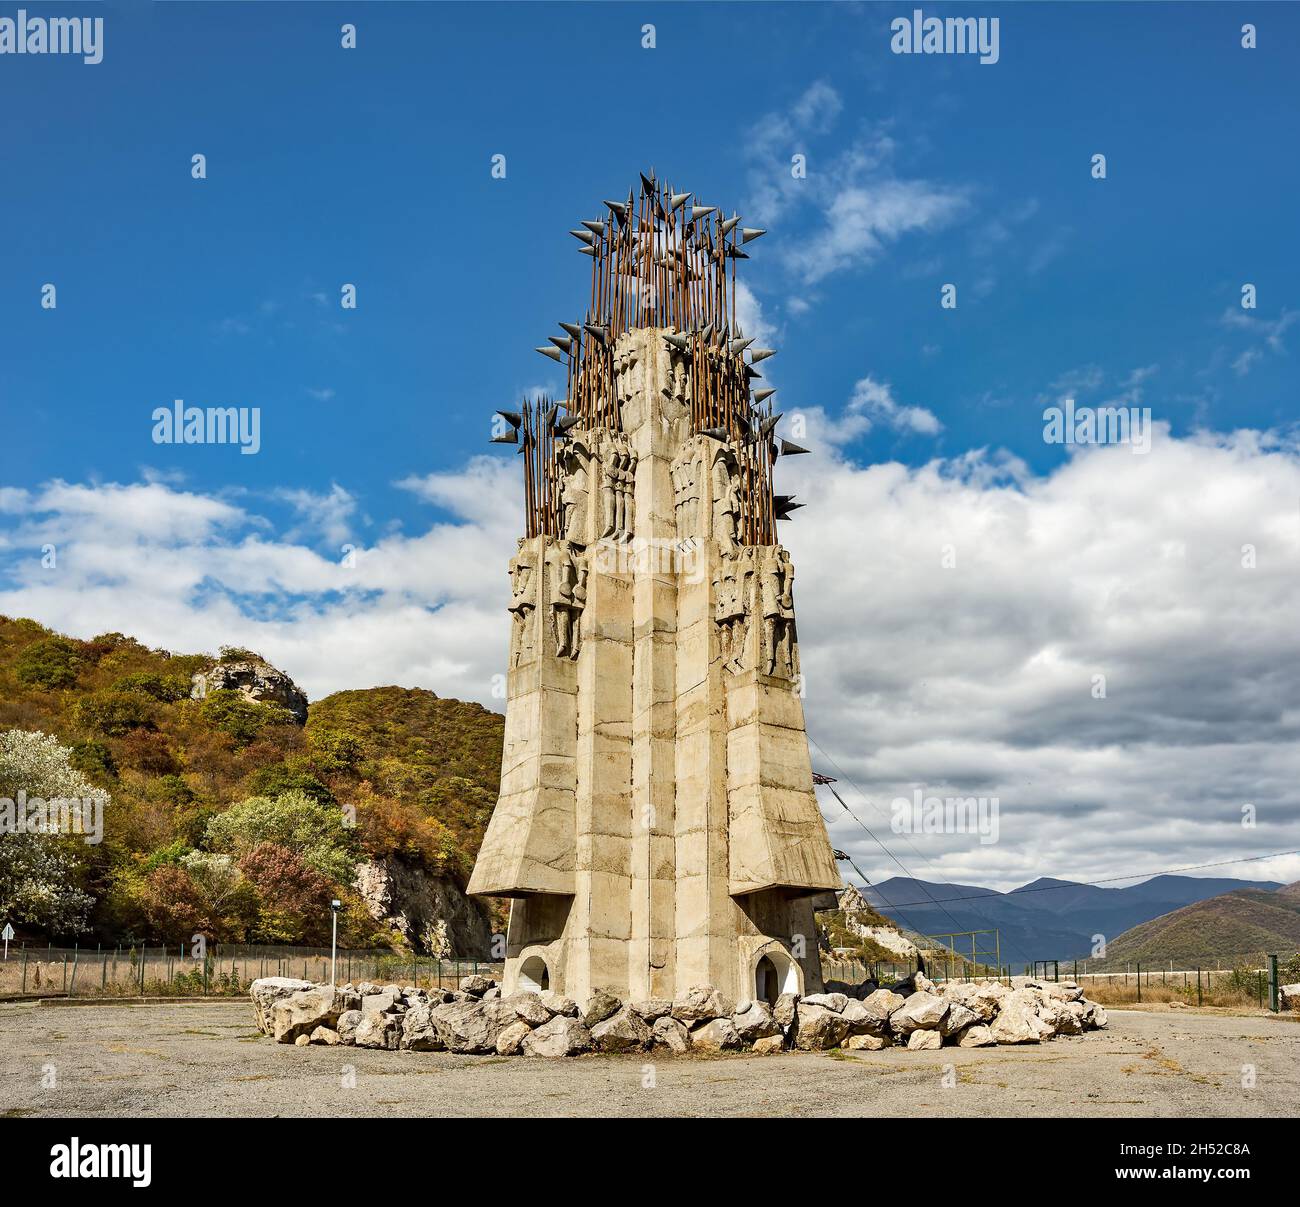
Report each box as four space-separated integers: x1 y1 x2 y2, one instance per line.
0 943 504 999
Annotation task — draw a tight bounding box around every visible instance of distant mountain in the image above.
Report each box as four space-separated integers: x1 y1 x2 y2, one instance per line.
1093 884 1300 969
862 873 1284 968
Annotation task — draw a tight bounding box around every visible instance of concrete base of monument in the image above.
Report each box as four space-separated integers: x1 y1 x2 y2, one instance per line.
249 972 1109 1056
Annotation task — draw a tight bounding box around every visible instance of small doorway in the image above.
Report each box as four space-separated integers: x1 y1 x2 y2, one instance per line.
519 955 549 993
756 955 780 1005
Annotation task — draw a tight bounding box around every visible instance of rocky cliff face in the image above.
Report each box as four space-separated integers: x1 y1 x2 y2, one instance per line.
191 658 310 724
354 856 494 959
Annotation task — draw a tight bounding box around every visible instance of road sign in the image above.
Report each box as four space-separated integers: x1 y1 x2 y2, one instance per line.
2 922 13 959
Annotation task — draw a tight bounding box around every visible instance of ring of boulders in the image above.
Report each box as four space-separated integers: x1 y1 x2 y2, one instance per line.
250 971 1108 1057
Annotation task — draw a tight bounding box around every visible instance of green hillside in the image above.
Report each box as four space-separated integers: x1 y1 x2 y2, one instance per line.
1094 885 1300 969
0 616 504 950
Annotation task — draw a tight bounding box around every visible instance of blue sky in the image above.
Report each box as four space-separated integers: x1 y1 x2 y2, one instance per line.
2 2 1299 889
4 1 1297 532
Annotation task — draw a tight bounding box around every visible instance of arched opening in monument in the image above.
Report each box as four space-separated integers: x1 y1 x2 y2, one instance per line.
518 955 550 993
754 948 798 1004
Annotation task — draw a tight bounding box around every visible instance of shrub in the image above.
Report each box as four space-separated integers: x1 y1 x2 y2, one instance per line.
204 789 358 883
75 690 154 736
245 760 335 806
218 646 262 664
306 727 365 773
199 690 294 745
111 672 191 702
15 636 83 689
70 739 117 780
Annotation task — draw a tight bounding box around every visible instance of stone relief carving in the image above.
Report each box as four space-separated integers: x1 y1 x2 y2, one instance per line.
558 446 590 546
713 547 755 674
670 439 704 539
596 430 637 541
711 445 741 558
549 540 587 660
760 545 797 679
613 340 640 410
507 541 538 668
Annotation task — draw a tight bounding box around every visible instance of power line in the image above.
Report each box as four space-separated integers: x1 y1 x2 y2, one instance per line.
807 736 1035 965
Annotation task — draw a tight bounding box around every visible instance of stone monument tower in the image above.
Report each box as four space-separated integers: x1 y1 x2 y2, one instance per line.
468 175 842 1005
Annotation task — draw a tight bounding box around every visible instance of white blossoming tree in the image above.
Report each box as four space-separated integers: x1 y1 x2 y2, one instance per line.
0 729 107 934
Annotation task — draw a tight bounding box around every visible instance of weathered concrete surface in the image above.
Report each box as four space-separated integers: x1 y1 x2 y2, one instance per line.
2 1003 1295 1118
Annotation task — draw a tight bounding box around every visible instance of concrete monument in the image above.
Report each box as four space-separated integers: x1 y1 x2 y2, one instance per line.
468 175 842 1005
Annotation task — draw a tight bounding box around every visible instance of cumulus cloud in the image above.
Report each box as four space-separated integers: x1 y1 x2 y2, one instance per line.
2 424 1298 893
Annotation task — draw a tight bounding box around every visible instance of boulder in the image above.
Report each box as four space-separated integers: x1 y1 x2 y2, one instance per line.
400 1003 445 1051
295 1034 310 1047
250 977 314 1035
651 1015 691 1054
336 1010 362 1045
362 989 401 1017
732 1000 780 1043
309 1026 340 1046
800 992 849 1013
889 991 948 1037
751 1034 786 1055
958 1024 996 1048
431 998 516 1054
793 1003 851 1051
496 1020 533 1056
591 1006 652 1053
841 999 886 1037
582 988 623 1027
690 1018 743 1052
989 997 1043 1045
459 974 494 998
354 1013 401 1050
773 993 799 1029
506 992 552 1027
1280 983 1300 1010
522 1014 592 1058
861 989 905 1025
844 1033 891 1051
672 985 734 1023
630 999 673 1022
192 657 308 723
272 985 342 1044
940 1002 979 1038
907 1029 942 1051
538 991 579 1018
482 987 502 1000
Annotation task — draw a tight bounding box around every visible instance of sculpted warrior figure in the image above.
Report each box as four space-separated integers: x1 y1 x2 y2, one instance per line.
714 547 754 673
550 542 586 659
712 448 741 557
761 546 797 677
671 444 701 536
559 451 588 545
507 542 537 666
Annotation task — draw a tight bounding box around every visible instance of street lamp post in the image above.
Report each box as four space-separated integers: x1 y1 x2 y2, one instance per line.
330 899 341 986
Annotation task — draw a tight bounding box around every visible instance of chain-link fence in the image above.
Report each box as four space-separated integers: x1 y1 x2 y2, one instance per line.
0 943 504 999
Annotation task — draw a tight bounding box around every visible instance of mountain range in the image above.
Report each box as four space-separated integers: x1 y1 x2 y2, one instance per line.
862 874 1286 968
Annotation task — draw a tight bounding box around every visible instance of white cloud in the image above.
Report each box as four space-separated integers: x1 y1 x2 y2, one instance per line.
744 83 969 288
2 423 1298 893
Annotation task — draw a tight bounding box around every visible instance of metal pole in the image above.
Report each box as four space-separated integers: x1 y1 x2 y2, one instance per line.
1269 954 1278 1012
331 909 338 986
1136 962 1141 1004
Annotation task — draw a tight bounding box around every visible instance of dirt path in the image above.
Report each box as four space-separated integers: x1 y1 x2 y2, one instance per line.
2 1002 1295 1118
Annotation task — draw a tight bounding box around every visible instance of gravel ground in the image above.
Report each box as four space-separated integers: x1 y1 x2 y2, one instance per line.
2 1001 1295 1118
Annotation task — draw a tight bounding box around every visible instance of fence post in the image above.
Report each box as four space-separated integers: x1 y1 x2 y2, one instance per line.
1196 967 1202 1006
1136 962 1141 1003
22 945 28 993
68 946 79 997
